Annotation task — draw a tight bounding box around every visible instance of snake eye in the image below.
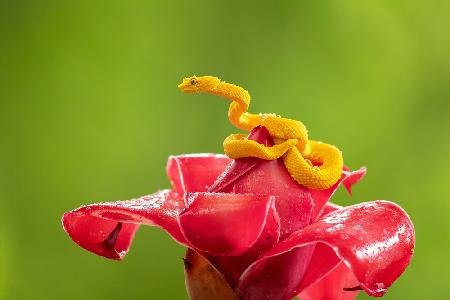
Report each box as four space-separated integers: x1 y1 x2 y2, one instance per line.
190 78 197 85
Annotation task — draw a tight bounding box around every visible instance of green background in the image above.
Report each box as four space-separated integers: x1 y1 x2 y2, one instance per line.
1 0 449 299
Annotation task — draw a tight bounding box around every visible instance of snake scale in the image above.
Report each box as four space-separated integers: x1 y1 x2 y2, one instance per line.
178 75 343 189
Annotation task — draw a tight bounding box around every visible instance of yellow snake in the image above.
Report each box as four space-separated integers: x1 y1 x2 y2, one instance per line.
178 76 343 189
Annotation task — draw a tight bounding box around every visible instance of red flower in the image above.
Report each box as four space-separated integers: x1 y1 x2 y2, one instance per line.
62 127 414 300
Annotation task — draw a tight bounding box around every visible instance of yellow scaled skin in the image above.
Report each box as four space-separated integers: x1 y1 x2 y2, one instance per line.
178 76 343 189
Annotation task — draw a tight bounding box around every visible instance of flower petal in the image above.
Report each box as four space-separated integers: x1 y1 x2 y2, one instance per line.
214 127 314 239
237 244 317 300
178 192 275 256
294 203 343 291
208 126 274 193
62 190 187 260
296 242 342 292
237 201 415 299
221 158 314 240
299 262 360 300
341 168 367 195
309 167 367 221
205 201 280 287
166 154 231 193
213 126 363 240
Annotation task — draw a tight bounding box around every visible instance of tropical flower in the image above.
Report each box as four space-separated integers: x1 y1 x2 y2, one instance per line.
62 127 414 300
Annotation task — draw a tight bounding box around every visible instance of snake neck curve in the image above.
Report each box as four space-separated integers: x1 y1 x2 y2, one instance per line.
200 79 255 131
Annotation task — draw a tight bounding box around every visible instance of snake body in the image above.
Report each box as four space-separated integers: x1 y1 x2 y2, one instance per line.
178 76 343 189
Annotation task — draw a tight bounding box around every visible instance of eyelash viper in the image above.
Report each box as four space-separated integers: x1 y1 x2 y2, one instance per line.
178 75 343 190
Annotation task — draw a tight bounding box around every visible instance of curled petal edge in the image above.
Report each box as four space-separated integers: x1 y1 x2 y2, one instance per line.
310 167 367 221
178 192 277 256
62 190 188 260
299 262 360 300
166 154 231 194
237 200 415 298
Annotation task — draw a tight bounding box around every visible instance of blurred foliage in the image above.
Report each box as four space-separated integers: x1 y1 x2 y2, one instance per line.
1 0 449 299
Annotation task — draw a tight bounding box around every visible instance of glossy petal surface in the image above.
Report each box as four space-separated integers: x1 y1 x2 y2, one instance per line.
208 126 273 193
222 157 314 240
238 245 316 300
167 154 231 193
211 127 364 239
238 201 415 298
214 128 313 239
299 262 360 300
296 242 342 293
62 190 187 260
295 203 343 291
178 192 275 256
62 124 415 300
309 167 367 221
206 201 280 287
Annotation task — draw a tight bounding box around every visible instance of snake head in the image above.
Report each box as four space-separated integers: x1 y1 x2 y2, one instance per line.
178 76 220 93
